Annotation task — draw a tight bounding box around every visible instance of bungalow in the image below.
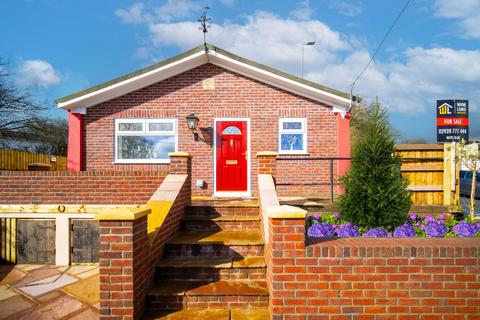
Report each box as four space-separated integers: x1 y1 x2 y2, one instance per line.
55 44 353 198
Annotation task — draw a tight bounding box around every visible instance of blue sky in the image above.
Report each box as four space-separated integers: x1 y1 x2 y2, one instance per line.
1 0 479 141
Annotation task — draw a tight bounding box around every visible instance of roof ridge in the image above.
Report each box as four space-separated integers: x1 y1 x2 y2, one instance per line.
55 43 356 105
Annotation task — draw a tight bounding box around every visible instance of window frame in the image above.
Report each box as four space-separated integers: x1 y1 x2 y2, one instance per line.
278 118 308 154
114 118 178 164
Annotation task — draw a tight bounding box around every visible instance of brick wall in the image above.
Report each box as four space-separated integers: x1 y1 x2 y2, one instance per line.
99 154 191 320
0 170 167 204
84 63 339 196
267 217 480 320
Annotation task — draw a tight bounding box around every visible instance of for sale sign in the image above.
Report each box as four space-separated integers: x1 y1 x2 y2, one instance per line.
436 99 469 142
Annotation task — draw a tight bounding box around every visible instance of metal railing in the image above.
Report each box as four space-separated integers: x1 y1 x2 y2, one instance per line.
276 157 351 203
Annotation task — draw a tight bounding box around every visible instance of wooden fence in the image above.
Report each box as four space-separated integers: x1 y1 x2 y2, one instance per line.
396 143 459 207
0 149 67 171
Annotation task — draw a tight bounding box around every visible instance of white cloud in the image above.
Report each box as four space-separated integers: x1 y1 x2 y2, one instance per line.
148 11 350 71
326 0 363 17
116 1 200 25
434 0 480 38
290 0 314 21
310 47 480 114
115 3 146 24
155 0 201 22
17 60 61 88
116 6 480 116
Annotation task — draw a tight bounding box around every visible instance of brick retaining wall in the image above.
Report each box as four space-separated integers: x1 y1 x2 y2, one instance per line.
0 170 167 204
267 217 480 320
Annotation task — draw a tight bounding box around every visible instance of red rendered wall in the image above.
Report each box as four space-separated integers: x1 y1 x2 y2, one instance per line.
67 112 83 172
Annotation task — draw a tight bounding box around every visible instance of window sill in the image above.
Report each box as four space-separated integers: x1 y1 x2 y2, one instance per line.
278 152 310 156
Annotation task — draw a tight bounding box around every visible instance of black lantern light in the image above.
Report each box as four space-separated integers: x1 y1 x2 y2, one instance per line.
185 113 203 142
186 113 199 130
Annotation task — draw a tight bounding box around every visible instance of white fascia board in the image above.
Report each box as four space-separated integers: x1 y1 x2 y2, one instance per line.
58 51 208 110
207 51 350 111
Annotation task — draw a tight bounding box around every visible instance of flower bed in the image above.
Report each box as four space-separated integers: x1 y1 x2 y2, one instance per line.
306 213 480 238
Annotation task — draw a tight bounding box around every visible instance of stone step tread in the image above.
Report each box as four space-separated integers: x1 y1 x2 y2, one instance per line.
148 280 269 297
157 256 266 269
182 215 260 222
168 231 263 246
189 199 259 208
144 308 270 320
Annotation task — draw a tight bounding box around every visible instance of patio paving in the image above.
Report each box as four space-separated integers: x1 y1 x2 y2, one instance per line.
0 263 99 319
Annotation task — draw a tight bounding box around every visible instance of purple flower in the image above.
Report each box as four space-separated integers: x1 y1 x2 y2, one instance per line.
307 222 336 238
438 214 445 221
313 213 320 220
337 224 360 238
334 213 340 220
424 215 436 224
362 228 389 238
425 221 448 237
394 224 416 238
408 214 417 221
452 221 480 237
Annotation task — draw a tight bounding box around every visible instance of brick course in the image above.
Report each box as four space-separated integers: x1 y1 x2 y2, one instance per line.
266 217 480 320
98 154 191 320
83 63 340 196
0 170 167 204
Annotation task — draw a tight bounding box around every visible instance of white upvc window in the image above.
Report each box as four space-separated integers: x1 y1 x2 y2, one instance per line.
278 118 307 154
115 119 177 163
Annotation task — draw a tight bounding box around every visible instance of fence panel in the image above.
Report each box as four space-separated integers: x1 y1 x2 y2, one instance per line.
0 149 67 171
396 143 459 206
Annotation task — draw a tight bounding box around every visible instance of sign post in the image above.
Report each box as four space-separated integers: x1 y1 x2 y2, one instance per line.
436 99 469 142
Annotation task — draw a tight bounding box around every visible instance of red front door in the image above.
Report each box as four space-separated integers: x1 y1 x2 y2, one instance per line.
216 121 248 192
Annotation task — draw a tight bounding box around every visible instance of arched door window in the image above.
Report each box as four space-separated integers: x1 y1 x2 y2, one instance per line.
222 126 242 135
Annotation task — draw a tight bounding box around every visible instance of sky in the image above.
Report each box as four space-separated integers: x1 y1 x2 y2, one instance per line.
0 0 479 142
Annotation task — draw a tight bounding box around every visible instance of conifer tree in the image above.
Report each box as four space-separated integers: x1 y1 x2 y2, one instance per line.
339 99 411 228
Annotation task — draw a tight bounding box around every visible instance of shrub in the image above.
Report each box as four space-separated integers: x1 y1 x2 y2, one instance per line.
339 101 412 228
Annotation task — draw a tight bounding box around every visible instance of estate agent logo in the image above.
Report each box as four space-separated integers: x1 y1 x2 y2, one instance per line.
438 103 453 115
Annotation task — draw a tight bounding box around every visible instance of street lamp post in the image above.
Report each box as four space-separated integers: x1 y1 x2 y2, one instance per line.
301 41 315 78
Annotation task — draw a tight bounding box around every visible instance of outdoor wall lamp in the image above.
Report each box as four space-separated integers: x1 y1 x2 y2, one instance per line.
185 113 205 142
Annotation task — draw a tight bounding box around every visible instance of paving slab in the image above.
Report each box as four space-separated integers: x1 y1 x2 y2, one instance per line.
37 290 64 303
29 267 61 280
0 285 17 302
0 294 36 319
18 273 78 297
62 275 99 305
15 295 85 320
73 267 99 280
65 265 98 276
67 307 100 320
0 268 27 286
16 265 45 272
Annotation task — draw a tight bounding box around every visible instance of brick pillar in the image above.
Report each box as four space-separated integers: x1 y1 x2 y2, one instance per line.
168 152 191 206
98 208 151 320
257 151 278 176
168 152 191 175
264 207 306 319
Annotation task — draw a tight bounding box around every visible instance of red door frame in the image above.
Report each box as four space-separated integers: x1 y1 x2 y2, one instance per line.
215 120 249 193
